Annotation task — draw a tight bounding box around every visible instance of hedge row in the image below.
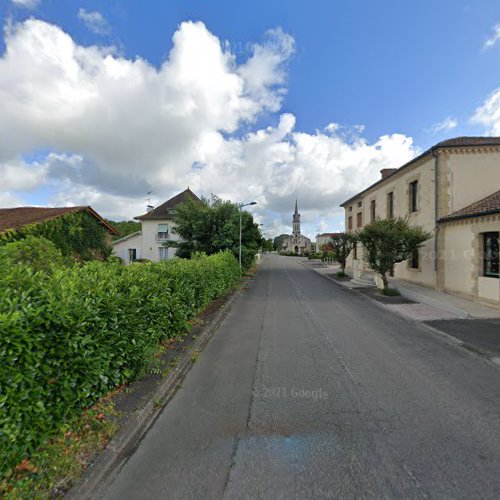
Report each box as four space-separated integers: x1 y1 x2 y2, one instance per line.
0 249 240 475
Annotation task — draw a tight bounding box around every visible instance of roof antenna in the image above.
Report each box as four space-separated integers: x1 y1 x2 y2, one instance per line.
146 191 154 213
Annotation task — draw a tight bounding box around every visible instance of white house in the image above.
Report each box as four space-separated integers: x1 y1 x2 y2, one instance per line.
113 188 200 264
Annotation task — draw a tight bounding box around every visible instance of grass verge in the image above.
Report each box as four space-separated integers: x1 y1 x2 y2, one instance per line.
0 398 118 499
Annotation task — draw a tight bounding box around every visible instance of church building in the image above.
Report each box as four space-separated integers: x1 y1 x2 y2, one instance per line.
282 201 312 255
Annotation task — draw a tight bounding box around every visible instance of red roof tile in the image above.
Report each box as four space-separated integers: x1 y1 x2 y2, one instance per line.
0 206 118 234
439 190 500 222
135 188 200 220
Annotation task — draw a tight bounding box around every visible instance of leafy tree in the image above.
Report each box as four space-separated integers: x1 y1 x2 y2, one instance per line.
319 242 334 253
357 217 431 290
165 195 262 270
261 238 274 252
273 234 288 251
329 232 358 274
0 236 66 273
107 219 141 240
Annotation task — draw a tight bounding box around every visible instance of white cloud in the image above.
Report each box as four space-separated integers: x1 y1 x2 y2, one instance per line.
11 0 39 9
77 8 111 35
472 87 500 135
0 18 418 236
428 116 458 133
0 192 24 207
484 24 500 50
0 157 47 191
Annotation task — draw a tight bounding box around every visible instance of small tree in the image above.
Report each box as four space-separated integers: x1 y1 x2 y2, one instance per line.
165 195 262 270
273 234 288 251
358 217 431 290
329 232 358 274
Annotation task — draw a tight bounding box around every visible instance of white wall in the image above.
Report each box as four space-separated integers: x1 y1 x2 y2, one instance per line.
140 219 182 262
112 233 142 264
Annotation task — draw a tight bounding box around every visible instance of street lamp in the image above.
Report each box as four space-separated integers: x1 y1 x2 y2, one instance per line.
238 201 257 271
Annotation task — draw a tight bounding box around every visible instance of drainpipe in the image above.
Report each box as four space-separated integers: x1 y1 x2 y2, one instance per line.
433 149 440 288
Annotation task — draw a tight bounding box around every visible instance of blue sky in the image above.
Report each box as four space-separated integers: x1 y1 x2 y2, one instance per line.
1 0 500 236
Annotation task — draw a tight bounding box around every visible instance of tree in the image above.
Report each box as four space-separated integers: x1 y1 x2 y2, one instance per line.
107 219 141 240
329 233 358 274
273 234 288 251
165 195 262 270
261 238 274 252
357 217 431 290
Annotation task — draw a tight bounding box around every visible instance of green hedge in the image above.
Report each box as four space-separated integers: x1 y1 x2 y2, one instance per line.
0 250 240 475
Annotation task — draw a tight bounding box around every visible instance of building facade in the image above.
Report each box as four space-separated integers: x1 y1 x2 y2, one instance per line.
316 232 341 252
340 137 500 308
282 201 312 255
113 188 200 263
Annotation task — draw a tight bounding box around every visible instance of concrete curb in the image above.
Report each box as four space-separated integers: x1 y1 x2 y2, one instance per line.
67 284 243 500
314 268 500 368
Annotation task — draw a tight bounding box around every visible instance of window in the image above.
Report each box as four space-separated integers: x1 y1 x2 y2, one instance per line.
159 247 169 261
484 232 499 278
410 180 418 213
387 192 394 219
348 216 353 230
349 206 353 212
410 247 419 269
128 248 137 263
353 242 358 260
357 201 362 208
157 224 169 241
370 200 376 222
357 212 363 228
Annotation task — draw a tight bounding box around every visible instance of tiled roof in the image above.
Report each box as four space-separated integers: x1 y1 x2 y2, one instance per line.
340 136 500 207
439 190 500 222
434 136 500 148
317 232 341 238
135 188 200 220
0 206 118 234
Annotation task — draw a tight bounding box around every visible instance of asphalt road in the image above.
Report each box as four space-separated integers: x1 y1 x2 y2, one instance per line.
104 255 500 499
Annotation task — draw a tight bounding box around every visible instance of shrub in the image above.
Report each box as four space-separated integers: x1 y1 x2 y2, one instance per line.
0 251 239 475
381 287 401 296
0 236 65 273
308 252 323 260
0 211 112 261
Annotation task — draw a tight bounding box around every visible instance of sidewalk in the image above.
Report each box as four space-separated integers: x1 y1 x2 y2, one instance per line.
307 259 500 364
391 278 500 320
308 260 500 321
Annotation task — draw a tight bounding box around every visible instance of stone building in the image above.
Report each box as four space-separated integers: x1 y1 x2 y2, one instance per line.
282 201 311 255
340 137 500 308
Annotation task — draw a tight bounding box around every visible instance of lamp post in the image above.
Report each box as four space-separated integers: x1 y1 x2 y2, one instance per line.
238 201 257 271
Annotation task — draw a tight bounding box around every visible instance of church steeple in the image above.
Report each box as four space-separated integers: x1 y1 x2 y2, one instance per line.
292 199 301 234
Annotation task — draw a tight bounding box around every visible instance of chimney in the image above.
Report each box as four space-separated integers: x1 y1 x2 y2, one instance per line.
380 168 397 179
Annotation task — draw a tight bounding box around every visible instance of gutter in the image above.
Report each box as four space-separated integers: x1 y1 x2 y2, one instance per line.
433 150 440 280
438 209 500 223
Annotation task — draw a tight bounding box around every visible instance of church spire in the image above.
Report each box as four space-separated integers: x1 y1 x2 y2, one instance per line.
292 199 300 234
